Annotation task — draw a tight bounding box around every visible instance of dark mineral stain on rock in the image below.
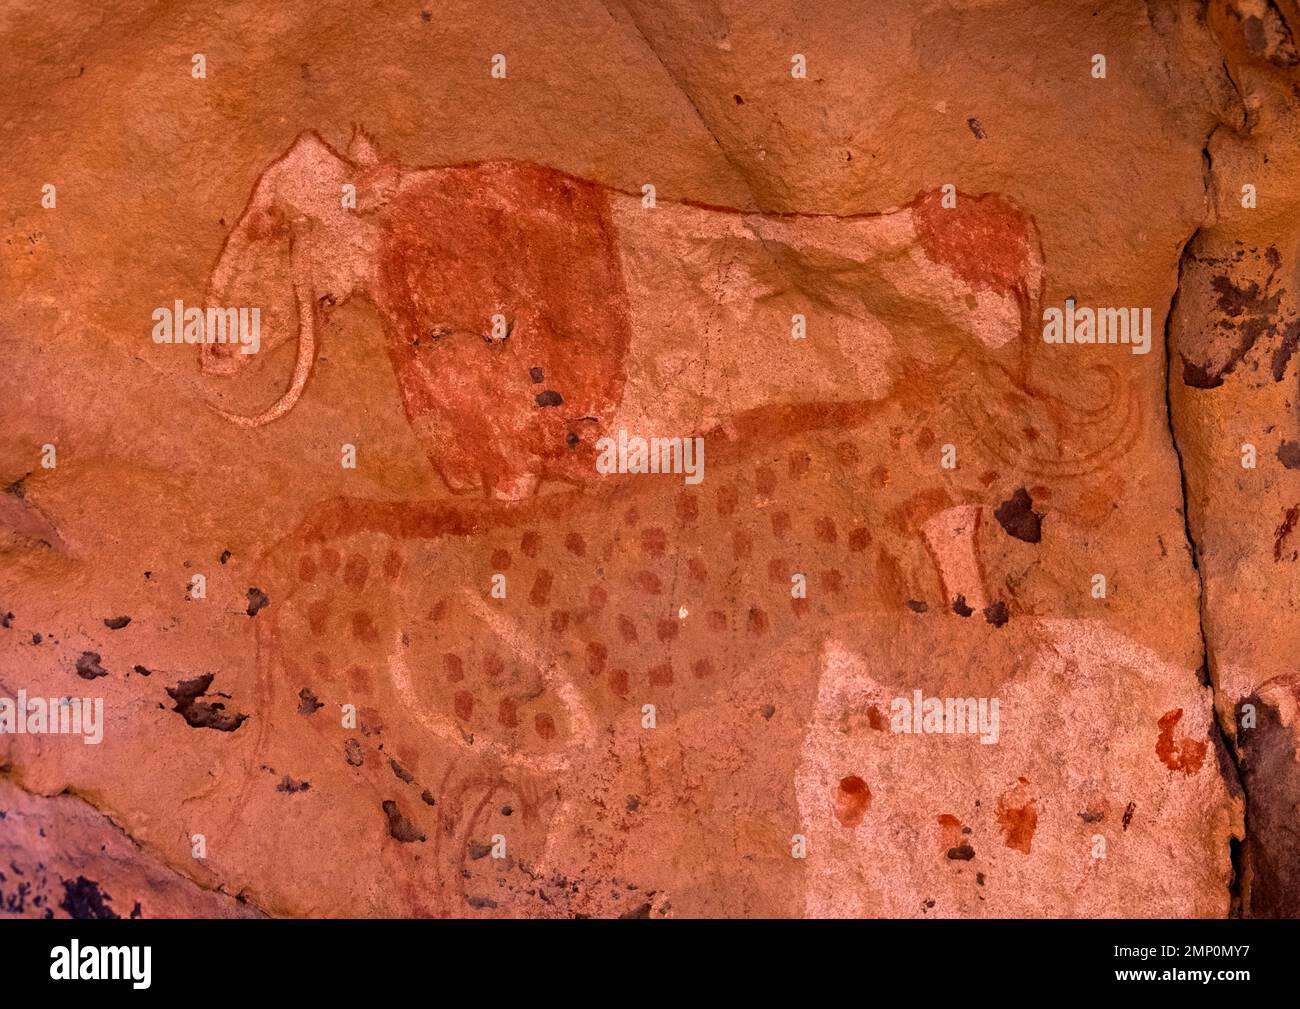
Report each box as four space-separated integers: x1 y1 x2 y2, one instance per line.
219 549 232 564
75 652 108 680
466 895 498 909
165 673 248 731
276 775 310 794
1237 694 1300 917
297 687 323 715
246 587 270 617
103 616 131 630
760 703 776 720
344 738 363 767
982 601 1009 627
60 876 119 919
1274 505 1299 562
382 800 426 843
952 595 973 617
467 840 492 860
1 612 14 629
535 389 563 408
994 487 1042 543
967 117 986 139
1279 441 1300 470
529 366 544 383
907 599 928 613
947 843 976 860
388 757 414 783
132 664 151 676
420 789 436 806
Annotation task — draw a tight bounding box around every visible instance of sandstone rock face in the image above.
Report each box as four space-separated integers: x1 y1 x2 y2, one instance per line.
0 0 1291 917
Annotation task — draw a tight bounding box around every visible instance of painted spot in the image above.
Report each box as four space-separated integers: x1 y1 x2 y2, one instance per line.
343 553 370 591
834 775 871 828
1156 709 1207 774
937 813 963 853
997 778 1037 854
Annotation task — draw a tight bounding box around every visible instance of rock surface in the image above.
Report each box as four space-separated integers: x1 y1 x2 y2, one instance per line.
0 0 1292 917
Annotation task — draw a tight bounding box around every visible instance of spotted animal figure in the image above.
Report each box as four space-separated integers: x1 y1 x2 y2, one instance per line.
203 129 1142 914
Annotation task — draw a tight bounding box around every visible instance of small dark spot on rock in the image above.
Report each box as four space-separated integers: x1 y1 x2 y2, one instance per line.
297 688 323 715
165 673 248 731
947 843 976 860
466 895 498 909
620 901 653 918
103 616 131 630
733 94 744 105
760 703 776 720
529 366 544 383
75 652 108 680
219 549 232 564
907 599 928 613
1279 441 1300 470
420 9 432 21
501 805 512 816
130 901 142 919
982 601 1009 627
389 757 414 783
60 876 119 919
30 633 41 645
0 612 13 629
626 795 641 812
467 841 492 860
421 789 436 806
994 487 1042 543
1122 801 1136 831
276 775 310 794
976 872 986 885
344 738 363 767
535 390 564 408
382 800 425 843
246 587 270 617
566 432 580 448
967 117 986 139
132 664 151 677
952 595 973 617
1078 810 1104 823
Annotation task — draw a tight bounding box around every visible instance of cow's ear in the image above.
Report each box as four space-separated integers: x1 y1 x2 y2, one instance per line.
347 125 381 168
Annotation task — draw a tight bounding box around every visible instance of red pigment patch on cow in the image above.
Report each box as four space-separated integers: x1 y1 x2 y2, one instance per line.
911 190 1034 297
1156 709 1207 774
374 162 632 497
834 775 871 828
997 778 1037 854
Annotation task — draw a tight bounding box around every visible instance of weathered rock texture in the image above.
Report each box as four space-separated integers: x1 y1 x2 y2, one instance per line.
0 0 1292 917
